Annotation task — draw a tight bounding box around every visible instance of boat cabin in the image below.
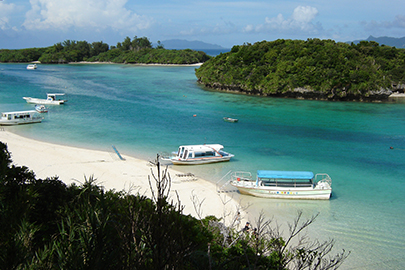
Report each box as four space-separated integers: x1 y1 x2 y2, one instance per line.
47 93 66 101
2 110 36 120
0 110 42 125
176 144 225 159
256 170 315 188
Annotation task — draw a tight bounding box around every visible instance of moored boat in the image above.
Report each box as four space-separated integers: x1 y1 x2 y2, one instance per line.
27 64 37 70
35 104 48 113
163 144 234 165
0 110 43 125
230 170 332 200
223 117 238 123
23 93 67 105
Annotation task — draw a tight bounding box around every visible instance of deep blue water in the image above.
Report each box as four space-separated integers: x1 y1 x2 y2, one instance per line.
1 63 405 269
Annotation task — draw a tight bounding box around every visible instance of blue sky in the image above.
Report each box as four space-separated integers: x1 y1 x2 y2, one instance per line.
1 0 404 49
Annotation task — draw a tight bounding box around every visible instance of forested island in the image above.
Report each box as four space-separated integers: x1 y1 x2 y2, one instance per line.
0 36 210 64
195 39 405 101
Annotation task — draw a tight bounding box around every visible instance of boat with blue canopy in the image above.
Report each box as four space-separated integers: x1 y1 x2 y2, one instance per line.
229 170 332 200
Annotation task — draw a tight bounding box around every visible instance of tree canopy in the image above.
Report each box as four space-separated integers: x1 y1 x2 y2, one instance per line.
195 39 405 101
0 36 210 64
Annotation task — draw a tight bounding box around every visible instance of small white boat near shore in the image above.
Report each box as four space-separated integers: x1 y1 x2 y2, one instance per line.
229 170 332 200
0 110 43 125
163 144 234 165
26 64 37 70
23 93 67 105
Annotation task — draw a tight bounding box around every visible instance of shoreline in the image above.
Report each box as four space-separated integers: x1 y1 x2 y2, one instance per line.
0 129 245 224
70 61 203 66
24 61 203 67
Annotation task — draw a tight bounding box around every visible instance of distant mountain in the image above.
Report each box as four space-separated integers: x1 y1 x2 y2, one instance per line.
159 39 227 50
349 36 405 48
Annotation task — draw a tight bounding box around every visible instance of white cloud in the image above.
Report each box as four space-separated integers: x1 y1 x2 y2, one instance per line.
291 6 318 25
245 5 321 34
22 0 153 32
0 2 18 30
243 24 254 33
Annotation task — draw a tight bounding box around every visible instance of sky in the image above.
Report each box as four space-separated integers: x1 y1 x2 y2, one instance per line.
0 0 404 49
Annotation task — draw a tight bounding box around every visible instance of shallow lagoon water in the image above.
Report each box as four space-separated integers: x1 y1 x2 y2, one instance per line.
1 63 405 269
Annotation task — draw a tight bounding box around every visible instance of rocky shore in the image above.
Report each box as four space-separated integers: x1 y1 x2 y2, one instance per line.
198 80 405 102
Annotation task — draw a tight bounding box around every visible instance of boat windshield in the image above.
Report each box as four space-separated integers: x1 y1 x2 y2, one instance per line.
177 147 185 158
259 178 313 187
194 151 215 157
15 114 31 119
182 150 190 159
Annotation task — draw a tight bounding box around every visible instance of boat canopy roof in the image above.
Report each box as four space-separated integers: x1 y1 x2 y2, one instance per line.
47 93 65 96
179 144 224 152
2 110 37 115
257 170 314 180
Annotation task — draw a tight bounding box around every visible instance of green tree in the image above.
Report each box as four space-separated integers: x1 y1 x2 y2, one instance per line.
91 41 109 57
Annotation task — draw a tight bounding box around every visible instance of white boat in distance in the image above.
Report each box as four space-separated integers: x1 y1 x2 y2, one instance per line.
23 93 67 105
27 64 37 70
223 117 238 123
164 144 234 165
35 104 48 113
230 170 332 200
0 110 43 125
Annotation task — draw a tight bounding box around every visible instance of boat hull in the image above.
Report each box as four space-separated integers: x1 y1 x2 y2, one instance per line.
170 156 232 165
230 182 332 200
23 97 65 105
0 119 42 126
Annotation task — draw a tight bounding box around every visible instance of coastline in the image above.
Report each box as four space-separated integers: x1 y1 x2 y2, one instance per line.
27 61 203 67
0 129 244 224
68 61 203 66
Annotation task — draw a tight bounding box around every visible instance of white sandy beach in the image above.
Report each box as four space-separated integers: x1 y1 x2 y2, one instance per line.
0 130 245 225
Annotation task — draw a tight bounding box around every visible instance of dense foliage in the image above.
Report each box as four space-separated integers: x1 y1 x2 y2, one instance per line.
91 48 210 64
0 48 48 63
195 39 405 101
0 142 349 269
0 36 210 64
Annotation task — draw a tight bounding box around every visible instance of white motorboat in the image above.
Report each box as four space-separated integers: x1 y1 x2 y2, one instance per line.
35 104 48 113
23 93 67 105
27 64 37 70
0 110 43 125
230 170 332 200
164 144 234 165
223 117 238 123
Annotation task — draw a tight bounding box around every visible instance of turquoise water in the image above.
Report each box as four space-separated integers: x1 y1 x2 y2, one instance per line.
1 63 405 269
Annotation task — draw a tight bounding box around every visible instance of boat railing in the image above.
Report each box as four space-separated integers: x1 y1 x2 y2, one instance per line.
230 171 253 182
314 173 332 186
216 170 233 193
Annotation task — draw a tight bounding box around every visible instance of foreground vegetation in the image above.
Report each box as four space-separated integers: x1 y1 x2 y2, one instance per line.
0 36 210 64
195 39 405 101
0 142 349 269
